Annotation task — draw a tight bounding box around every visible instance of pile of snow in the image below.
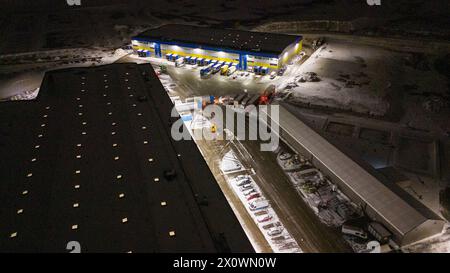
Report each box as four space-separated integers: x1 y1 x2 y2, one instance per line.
298 72 320 82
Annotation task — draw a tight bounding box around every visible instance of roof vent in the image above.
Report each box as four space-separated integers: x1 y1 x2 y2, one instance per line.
138 96 148 102
164 169 177 181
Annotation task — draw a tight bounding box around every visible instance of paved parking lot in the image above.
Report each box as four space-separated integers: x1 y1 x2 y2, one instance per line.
117 53 308 100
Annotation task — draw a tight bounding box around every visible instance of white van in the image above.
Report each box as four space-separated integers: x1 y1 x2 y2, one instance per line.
249 199 269 211
341 224 368 239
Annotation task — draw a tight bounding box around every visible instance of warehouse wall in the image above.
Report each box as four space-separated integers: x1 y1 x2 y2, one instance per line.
278 40 302 67
247 55 279 69
131 38 301 71
131 40 155 53
161 44 240 65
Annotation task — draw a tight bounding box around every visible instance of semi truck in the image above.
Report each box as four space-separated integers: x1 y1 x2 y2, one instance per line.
200 67 212 78
211 63 222 74
175 57 185 67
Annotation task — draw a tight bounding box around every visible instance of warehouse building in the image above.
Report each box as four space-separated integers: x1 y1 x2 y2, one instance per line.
0 63 253 253
131 24 302 74
262 104 445 247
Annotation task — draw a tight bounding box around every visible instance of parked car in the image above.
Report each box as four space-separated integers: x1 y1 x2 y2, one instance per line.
267 227 283 236
249 199 269 211
243 188 257 196
247 193 261 201
235 175 248 181
277 66 286 76
269 71 277 80
240 184 253 191
236 178 251 187
256 214 273 223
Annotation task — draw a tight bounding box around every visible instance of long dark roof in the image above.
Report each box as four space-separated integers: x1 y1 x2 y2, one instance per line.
133 24 302 56
0 63 253 253
263 104 444 243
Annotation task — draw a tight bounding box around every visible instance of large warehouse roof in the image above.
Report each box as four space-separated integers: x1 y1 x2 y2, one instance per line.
263 105 444 244
133 24 302 56
0 63 253 253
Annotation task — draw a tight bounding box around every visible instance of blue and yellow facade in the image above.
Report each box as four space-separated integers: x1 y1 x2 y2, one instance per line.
131 25 302 73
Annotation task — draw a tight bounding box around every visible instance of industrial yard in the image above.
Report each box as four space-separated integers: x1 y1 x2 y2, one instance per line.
1 0 449 255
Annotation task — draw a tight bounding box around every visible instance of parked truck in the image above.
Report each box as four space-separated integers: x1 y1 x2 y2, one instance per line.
212 63 222 74
227 65 237 76
200 67 212 78
175 57 185 67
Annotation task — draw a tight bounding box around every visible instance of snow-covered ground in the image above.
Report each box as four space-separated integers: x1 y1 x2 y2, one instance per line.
0 48 131 100
405 224 450 253
279 42 392 116
278 38 449 124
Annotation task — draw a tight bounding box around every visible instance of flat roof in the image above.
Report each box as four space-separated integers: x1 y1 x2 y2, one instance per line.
133 24 302 56
0 63 253 253
264 104 442 238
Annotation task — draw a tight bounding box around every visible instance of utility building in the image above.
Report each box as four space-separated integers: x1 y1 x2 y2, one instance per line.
263 104 445 247
131 24 302 74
